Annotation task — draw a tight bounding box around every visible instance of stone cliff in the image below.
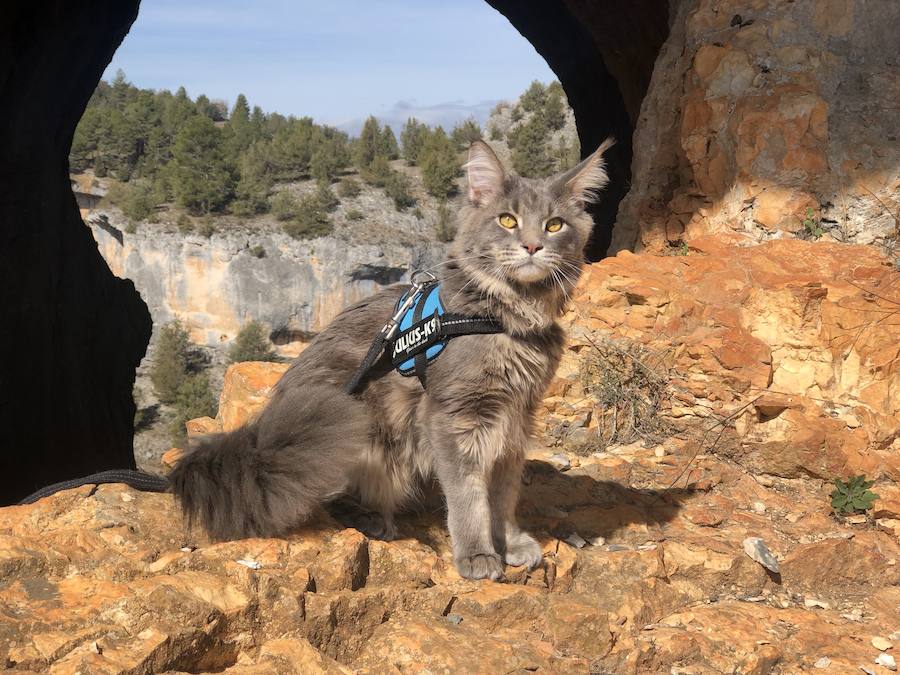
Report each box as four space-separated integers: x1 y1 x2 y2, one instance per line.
91 221 442 346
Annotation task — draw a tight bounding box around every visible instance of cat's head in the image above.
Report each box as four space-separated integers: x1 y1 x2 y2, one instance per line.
451 138 614 289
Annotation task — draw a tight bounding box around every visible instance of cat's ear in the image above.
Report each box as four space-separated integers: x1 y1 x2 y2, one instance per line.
557 137 615 205
465 140 505 205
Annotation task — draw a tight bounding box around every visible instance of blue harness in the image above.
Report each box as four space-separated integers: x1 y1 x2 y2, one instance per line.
345 275 504 392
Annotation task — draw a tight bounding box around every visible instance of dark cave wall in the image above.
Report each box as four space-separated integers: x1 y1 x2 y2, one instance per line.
0 1 150 504
488 0 669 259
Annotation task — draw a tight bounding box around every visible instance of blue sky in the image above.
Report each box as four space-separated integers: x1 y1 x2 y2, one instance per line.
105 0 556 133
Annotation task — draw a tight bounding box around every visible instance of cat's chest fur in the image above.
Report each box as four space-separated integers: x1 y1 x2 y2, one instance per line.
416 325 564 464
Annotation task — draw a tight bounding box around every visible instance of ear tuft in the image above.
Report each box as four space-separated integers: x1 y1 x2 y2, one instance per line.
465 140 505 205
564 137 615 204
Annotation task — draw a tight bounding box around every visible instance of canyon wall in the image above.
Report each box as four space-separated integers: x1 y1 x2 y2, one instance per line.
91 221 444 346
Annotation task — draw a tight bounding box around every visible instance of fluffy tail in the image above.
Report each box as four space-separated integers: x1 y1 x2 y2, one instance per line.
169 384 367 540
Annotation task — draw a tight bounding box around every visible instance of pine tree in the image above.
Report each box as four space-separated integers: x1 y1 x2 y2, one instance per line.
150 320 191 405
228 321 278 363
542 89 566 132
169 372 218 446
232 141 272 215
509 116 553 178
230 94 253 151
419 127 461 199
171 115 235 213
353 116 382 170
451 119 482 150
400 118 429 165
310 135 350 184
520 80 547 112
379 125 399 160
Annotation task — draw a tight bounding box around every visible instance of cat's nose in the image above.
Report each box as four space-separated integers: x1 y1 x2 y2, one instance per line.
522 243 543 256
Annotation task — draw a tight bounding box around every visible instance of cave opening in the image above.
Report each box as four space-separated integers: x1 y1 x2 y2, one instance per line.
1 0 670 504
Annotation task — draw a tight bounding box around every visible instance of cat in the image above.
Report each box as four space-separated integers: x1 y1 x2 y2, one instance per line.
169 137 614 580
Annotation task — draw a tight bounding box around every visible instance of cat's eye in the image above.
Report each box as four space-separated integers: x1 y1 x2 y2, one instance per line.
545 217 565 233
497 213 518 229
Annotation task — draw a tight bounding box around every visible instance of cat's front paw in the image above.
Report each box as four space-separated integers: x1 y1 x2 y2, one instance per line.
455 552 504 581
502 532 543 569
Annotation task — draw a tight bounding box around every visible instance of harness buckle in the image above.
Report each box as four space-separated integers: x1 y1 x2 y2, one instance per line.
381 269 437 340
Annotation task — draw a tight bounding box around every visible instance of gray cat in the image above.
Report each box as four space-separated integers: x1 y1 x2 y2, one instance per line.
170 138 613 580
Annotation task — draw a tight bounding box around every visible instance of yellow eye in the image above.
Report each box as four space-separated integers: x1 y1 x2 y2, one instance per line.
545 217 565 233
498 213 518 229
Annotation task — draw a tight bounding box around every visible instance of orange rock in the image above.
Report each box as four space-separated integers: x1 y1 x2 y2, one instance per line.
217 361 290 431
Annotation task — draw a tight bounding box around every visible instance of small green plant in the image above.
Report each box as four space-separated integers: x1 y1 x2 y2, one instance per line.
176 213 193 234
337 177 362 199
249 244 266 258
270 191 299 221
802 207 823 239
228 321 278 363
675 241 690 256
345 208 364 221
124 220 138 234
831 475 878 514
197 217 216 238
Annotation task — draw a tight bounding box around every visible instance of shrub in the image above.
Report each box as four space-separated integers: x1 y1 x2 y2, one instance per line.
400 118 429 165
228 321 278 363
315 182 339 213
283 195 333 240
578 336 672 451
197 217 216 238
124 220 138 234
360 154 392 187
249 244 266 258
150 320 191 404
488 124 503 141
419 128 460 199
337 177 361 198
385 171 415 211
345 208 364 221
169 373 218 446
451 119 482 150
520 80 547 112
176 213 193 234
434 201 456 243
270 191 299 221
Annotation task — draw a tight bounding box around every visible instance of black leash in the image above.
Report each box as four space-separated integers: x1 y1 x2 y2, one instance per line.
18 469 169 505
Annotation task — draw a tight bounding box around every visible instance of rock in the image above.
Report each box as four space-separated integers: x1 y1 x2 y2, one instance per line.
814 656 831 668
613 0 900 253
548 453 572 471
743 537 781 573
564 532 588 549
877 653 898 671
873 636 894 651
218 361 291 432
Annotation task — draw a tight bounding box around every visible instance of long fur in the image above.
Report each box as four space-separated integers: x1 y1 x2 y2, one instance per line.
169 385 368 540
169 139 614 579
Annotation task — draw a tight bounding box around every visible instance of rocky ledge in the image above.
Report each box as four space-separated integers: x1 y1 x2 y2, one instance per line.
3 236 899 673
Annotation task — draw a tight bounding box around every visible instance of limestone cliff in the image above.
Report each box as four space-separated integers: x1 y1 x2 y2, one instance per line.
91 219 443 346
